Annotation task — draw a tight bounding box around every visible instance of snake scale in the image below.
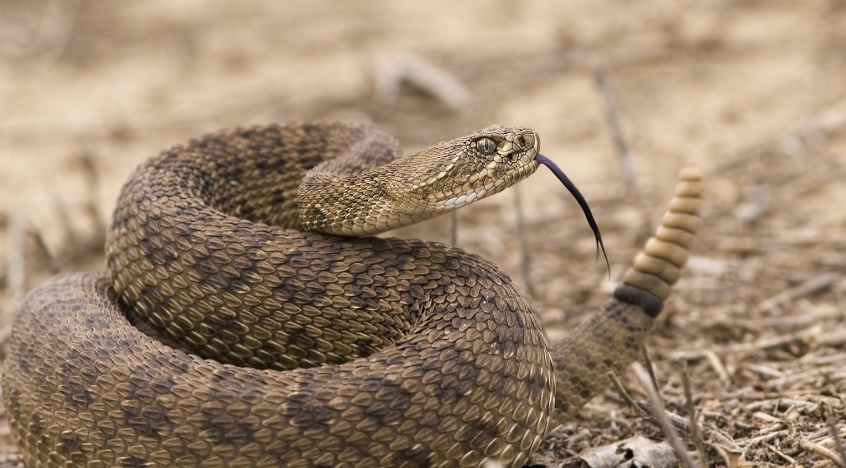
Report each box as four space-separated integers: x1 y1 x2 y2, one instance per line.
2 122 703 468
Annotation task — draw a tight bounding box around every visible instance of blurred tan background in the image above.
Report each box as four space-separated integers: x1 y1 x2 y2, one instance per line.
3 1 842 245
1 1 846 465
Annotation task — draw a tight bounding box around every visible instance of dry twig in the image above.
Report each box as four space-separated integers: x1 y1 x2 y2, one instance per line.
642 347 660 392
594 69 641 198
829 422 846 468
79 152 106 242
450 211 458 247
26 219 60 274
7 210 27 301
756 273 839 314
682 365 708 466
51 188 78 247
513 186 534 299
632 363 701 468
373 54 470 115
800 438 846 467
609 371 656 422
764 442 796 465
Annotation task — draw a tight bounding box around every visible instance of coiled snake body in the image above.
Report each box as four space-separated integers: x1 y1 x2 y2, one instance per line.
2 122 703 467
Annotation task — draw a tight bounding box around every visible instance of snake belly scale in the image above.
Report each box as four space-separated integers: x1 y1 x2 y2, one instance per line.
2 122 703 468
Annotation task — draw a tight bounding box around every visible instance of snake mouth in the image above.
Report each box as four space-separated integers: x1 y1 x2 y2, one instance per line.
535 154 609 274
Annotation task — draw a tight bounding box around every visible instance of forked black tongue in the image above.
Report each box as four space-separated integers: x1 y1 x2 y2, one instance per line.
535 154 610 276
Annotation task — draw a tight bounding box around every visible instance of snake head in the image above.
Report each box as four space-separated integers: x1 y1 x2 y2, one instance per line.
302 125 543 236
399 125 541 213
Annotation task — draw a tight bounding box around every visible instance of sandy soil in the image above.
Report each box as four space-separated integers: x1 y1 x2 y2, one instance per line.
1 1 845 466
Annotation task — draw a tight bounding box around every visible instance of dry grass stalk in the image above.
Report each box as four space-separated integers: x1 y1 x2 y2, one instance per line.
682 365 708 466
373 54 470 115
450 210 458 247
7 211 26 302
829 422 846 468
756 273 839 314
800 438 845 467
79 151 106 243
51 188 78 247
513 185 535 300
593 69 641 199
26 219 60 275
632 362 702 468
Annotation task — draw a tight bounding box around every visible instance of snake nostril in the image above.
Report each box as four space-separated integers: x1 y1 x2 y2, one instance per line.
515 135 526 149
522 133 535 150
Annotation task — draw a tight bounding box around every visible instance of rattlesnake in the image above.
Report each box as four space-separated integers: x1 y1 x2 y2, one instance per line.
2 122 702 467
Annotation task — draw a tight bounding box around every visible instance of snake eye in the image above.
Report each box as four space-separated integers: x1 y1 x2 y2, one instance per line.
475 137 496 155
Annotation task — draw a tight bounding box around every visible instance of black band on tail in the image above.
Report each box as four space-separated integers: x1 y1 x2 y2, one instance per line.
613 284 664 318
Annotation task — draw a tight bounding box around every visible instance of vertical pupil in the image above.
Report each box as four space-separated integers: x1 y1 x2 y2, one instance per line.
479 138 494 153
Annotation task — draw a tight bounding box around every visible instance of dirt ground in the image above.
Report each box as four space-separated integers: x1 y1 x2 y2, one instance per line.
1 1 845 466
